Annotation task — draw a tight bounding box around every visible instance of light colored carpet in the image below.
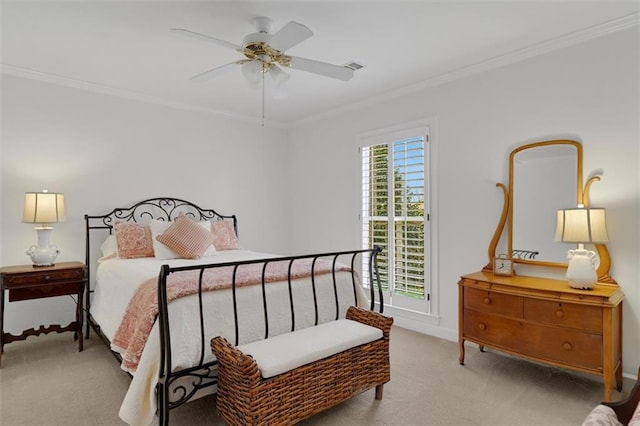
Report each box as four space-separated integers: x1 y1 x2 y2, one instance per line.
0 326 628 425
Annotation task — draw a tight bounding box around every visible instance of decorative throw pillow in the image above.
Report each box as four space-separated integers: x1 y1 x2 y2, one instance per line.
156 215 215 259
150 218 217 259
582 405 623 426
211 220 240 250
149 219 177 260
114 222 154 259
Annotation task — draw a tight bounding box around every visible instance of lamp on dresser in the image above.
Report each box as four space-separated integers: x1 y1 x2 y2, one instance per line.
22 190 66 266
555 205 609 289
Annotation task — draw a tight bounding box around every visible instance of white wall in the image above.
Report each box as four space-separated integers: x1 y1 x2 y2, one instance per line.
287 28 640 377
2 25 638 380
1 76 292 334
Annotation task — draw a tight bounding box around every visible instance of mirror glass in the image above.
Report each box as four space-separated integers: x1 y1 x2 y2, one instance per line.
509 141 581 265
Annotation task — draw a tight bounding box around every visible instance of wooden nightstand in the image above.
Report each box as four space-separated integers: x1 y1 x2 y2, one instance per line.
0 261 87 367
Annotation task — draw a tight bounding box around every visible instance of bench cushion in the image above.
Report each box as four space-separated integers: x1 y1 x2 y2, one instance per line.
236 319 383 379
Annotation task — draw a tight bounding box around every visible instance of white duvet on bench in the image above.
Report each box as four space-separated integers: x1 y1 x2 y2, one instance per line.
237 319 383 378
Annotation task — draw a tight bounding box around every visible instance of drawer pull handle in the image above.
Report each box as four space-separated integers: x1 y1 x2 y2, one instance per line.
563 342 572 351
44 275 50 281
483 297 491 305
555 310 564 318
478 324 486 331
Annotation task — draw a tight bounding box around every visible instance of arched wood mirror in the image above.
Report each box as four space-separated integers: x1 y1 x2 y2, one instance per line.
486 139 615 283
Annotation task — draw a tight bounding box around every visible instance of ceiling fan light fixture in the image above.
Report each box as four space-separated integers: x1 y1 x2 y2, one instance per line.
269 65 290 87
242 60 263 85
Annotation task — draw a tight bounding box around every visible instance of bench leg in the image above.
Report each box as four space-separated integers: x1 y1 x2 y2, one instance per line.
375 384 384 400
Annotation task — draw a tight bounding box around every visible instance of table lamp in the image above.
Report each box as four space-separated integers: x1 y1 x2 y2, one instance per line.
22 190 66 266
555 205 608 289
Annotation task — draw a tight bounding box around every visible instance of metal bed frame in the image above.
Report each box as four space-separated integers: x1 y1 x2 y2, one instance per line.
84 197 384 425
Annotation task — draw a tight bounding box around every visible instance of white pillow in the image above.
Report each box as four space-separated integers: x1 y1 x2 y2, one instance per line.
100 235 118 259
150 219 217 260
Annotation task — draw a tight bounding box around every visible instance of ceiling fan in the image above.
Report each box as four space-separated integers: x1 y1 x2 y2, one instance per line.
171 16 354 86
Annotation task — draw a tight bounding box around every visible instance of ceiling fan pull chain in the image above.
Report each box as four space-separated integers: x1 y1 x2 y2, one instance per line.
261 68 265 127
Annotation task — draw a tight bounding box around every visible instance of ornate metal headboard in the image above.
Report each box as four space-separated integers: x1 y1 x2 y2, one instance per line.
83 197 237 338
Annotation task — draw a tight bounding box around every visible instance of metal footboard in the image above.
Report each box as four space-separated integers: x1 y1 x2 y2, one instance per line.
155 247 383 425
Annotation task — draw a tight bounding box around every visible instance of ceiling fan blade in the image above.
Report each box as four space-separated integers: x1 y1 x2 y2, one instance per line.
288 56 354 81
171 28 242 51
268 21 313 52
190 60 247 82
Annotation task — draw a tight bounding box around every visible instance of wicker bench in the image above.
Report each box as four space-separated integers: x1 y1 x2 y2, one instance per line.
211 306 393 425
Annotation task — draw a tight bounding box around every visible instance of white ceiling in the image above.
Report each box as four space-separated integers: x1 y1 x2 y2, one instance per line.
2 1 639 127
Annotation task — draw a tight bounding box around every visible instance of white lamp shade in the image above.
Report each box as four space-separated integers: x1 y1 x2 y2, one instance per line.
555 207 608 243
22 191 66 224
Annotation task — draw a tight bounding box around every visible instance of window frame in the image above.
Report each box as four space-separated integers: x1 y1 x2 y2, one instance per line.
359 123 432 314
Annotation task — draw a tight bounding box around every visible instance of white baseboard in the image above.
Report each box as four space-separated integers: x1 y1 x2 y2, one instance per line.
380 305 457 342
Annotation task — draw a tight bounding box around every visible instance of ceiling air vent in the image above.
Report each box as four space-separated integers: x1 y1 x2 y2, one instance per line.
344 61 364 71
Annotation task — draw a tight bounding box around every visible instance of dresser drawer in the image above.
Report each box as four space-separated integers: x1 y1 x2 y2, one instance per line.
463 309 603 371
464 287 522 317
3 268 84 288
520 322 603 371
463 309 526 349
523 298 602 333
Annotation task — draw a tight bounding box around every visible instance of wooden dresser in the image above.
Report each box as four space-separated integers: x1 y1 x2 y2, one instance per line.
458 271 624 401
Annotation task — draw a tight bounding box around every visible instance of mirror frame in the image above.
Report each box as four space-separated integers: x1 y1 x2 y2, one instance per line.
484 139 615 283
509 140 583 268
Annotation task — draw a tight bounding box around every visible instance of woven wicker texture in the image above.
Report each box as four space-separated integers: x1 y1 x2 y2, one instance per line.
211 306 393 426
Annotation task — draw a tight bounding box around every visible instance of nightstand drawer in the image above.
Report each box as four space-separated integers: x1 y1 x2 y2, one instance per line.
3 268 84 288
9 282 82 302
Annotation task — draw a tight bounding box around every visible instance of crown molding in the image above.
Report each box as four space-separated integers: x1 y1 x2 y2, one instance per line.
0 64 289 129
2 12 637 130
290 12 640 128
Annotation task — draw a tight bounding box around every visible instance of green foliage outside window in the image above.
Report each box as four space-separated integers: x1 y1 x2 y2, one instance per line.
364 139 425 300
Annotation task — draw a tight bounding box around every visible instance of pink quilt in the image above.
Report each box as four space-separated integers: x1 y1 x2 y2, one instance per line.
111 258 351 372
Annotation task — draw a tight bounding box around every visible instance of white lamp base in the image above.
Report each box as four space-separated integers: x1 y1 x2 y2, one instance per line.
566 248 597 290
26 227 60 267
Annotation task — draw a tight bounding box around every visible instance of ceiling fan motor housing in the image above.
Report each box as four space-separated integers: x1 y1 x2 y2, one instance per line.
242 37 291 69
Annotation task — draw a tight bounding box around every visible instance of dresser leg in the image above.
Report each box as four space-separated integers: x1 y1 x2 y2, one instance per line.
459 339 465 365
479 344 485 352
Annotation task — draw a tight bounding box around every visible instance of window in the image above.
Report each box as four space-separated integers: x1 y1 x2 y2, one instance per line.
361 128 429 313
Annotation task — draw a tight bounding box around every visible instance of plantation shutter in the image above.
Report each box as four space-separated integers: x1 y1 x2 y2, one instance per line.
361 129 428 311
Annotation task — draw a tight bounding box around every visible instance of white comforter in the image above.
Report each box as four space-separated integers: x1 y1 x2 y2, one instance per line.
92 250 366 425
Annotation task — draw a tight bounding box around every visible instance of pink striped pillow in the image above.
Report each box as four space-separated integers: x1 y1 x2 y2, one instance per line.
156 215 215 259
